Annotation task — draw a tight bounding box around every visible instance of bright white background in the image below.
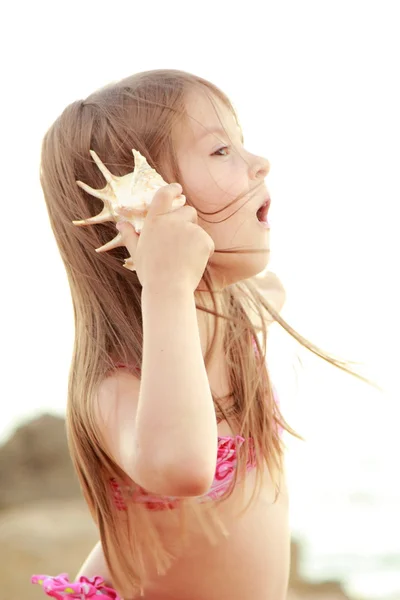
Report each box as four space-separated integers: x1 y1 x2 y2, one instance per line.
1 1 399 598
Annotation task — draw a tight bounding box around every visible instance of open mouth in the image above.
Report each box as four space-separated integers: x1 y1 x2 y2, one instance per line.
256 199 270 224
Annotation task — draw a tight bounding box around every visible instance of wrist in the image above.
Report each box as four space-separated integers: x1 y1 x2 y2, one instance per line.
141 281 195 303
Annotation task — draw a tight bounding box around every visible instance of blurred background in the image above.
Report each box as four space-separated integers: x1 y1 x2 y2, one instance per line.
1 1 399 599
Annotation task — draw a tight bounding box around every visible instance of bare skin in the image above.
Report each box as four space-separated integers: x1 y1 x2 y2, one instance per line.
76 92 290 599
76 273 289 600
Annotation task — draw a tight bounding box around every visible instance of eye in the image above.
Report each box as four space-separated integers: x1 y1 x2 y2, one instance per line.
212 146 230 157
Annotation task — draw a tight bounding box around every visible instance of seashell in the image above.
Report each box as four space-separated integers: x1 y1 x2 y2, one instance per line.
73 149 186 270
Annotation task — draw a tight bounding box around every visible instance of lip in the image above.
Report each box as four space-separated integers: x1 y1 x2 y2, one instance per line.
256 196 271 210
255 196 271 228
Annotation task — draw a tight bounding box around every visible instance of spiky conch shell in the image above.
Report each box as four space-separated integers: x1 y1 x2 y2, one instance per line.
73 149 186 271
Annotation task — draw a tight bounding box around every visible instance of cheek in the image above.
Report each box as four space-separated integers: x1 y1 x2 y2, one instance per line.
190 186 236 220
199 212 247 249
211 162 248 198
196 190 254 240
177 152 205 194
178 156 249 220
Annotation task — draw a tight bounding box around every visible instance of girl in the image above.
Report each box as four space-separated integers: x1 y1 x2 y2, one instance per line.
31 69 371 600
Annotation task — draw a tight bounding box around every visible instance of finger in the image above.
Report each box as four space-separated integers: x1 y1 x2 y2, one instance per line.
176 204 198 224
115 221 140 258
147 183 183 218
205 236 215 261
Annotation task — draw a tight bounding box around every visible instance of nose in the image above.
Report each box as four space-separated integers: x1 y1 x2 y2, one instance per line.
248 154 270 180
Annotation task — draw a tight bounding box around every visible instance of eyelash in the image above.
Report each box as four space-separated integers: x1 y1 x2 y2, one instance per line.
212 146 230 157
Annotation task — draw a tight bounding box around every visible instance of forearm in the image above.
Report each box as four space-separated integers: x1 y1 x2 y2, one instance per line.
134 285 218 494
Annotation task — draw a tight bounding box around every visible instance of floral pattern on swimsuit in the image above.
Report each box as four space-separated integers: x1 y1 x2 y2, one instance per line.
31 573 121 599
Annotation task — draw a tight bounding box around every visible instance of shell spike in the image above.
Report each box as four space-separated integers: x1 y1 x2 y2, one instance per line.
72 147 186 267
90 150 116 186
95 233 124 254
123 257 135 271
72 205 113 226
76 180 111 203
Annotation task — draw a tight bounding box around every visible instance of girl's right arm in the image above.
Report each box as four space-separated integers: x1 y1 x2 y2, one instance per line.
96 185 217 498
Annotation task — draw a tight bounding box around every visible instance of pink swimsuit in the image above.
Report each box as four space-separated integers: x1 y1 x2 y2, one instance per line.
110 340 280 512
32 341 281 599
109 434 256 511
31 435 256 600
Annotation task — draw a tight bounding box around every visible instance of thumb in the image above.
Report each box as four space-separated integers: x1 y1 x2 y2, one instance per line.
147 183 183 218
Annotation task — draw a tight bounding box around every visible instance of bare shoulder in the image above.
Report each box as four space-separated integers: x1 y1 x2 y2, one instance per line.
93 368 141 478
253 271 286 314
75 541 112 585
95 368 141 421
245 271 286 327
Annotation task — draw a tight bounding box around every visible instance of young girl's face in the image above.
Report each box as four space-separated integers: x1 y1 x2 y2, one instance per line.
173 88 271 286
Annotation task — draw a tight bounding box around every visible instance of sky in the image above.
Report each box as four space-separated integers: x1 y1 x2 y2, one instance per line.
1 1 399 453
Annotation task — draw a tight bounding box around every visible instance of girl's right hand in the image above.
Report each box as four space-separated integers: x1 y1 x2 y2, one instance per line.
116 184 215 293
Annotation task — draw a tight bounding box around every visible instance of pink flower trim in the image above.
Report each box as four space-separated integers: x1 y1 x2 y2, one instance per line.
31 573 121 599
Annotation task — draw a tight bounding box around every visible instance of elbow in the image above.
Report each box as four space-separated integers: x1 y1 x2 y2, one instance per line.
133 456 216 498
167 462 215 497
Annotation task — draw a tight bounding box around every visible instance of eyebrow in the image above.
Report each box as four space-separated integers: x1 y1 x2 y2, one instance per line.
198 126 244 144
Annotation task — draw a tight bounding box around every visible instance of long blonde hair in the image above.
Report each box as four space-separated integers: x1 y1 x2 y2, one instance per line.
40 69 377 598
